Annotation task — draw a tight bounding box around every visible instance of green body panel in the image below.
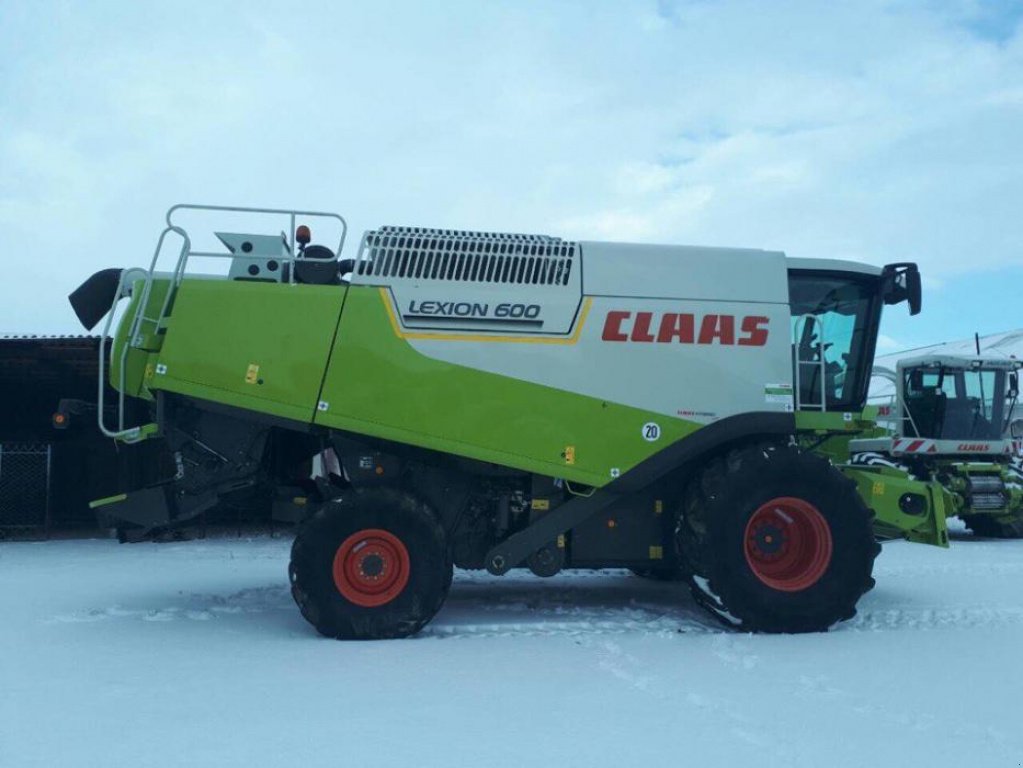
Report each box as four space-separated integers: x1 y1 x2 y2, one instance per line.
842 465 950 547
150 278 346 423
795 410 885 464
314 286 699 487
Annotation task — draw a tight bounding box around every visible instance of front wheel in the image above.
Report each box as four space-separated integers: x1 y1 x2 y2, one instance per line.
289 489 452 639
677 443 879 633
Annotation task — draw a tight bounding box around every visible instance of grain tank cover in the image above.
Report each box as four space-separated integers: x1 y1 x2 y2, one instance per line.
580 242 790 304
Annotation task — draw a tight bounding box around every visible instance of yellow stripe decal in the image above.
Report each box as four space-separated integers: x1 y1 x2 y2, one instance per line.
379 288 592 345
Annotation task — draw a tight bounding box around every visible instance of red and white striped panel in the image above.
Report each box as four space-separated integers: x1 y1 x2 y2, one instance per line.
891 438 938 454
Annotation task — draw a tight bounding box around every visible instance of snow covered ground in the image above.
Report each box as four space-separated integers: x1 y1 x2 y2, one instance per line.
2 525 1022 768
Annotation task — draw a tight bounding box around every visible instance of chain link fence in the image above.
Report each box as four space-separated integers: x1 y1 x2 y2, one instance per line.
0 442 52 535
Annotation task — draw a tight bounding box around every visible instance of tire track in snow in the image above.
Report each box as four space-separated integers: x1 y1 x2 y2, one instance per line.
45 586 294 625
579 633 796 763
426 572 717 639
845 605 1023 633
422 617 712 640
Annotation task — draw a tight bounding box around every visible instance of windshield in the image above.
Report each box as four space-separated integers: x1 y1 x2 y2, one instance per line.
903 367 1009 440
788 272 880 411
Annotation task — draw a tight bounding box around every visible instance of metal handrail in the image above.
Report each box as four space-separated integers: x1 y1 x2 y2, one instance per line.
97 267 152 441
166 203 348 261
96 203 349 442
793 314 827 412
868 365 920 437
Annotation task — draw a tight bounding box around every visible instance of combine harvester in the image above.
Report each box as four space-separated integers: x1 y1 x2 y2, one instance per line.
65 204 949 638
858 355 1023 537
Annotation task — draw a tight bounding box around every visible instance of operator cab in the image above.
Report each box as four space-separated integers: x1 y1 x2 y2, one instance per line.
786 261 920 413
899 356 1021 441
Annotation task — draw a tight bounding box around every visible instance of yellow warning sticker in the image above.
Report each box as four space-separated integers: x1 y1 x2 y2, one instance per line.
531 499 550 511
649 545 663 560
872 481 885 497
563 446 576 465
245 363 260 384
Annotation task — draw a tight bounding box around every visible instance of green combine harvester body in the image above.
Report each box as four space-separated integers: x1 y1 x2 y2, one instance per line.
65 204 949 638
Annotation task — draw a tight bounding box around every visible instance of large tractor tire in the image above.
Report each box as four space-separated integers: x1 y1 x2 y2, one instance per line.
960 514 1023 539
289 489 452 640
677 442 879 633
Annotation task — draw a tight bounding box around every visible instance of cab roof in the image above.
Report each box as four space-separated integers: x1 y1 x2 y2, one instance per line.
898 354 1023 371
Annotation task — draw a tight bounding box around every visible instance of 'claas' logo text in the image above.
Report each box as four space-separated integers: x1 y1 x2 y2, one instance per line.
601 311 769 346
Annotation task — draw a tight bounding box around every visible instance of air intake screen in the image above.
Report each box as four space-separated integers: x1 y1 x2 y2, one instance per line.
357 226 577 286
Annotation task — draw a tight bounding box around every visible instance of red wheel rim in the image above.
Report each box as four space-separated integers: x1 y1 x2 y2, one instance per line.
332 528 411 607
743 497 833 592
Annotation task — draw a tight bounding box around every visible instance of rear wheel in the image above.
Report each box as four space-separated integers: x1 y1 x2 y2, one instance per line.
677 442 879 633
960 513 1023 539
289 489 452 639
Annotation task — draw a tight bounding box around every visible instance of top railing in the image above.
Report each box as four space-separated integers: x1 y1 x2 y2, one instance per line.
165 204 348 263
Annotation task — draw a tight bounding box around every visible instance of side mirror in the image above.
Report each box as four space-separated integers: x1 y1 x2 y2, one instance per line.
882 263 922 316
1010 372 1019 399
908 369 924 391
906 267 922 316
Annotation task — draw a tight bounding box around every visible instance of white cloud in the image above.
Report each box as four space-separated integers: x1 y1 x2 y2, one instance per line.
0 0 1021 334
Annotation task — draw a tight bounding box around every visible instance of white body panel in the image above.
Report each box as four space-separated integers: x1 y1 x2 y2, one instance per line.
358 236 799 423
401 294 794 423
851 436 1018 456
581 241 789 302
386 283 582 335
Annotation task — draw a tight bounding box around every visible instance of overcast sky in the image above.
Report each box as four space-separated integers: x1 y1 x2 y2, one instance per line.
2 0 1021 349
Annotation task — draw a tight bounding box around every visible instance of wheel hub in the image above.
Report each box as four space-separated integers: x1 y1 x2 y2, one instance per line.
751 524 785 555
360 554 384 578
332 528 411 607
743 497 833 593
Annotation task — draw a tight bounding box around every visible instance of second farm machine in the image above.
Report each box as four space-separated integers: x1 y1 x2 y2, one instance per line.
858 355 1023 537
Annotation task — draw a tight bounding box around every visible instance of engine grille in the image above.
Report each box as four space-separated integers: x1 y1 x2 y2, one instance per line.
355 226 578 286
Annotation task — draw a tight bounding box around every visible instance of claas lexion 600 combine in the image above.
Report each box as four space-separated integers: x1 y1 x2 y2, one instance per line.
65 204 948 638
